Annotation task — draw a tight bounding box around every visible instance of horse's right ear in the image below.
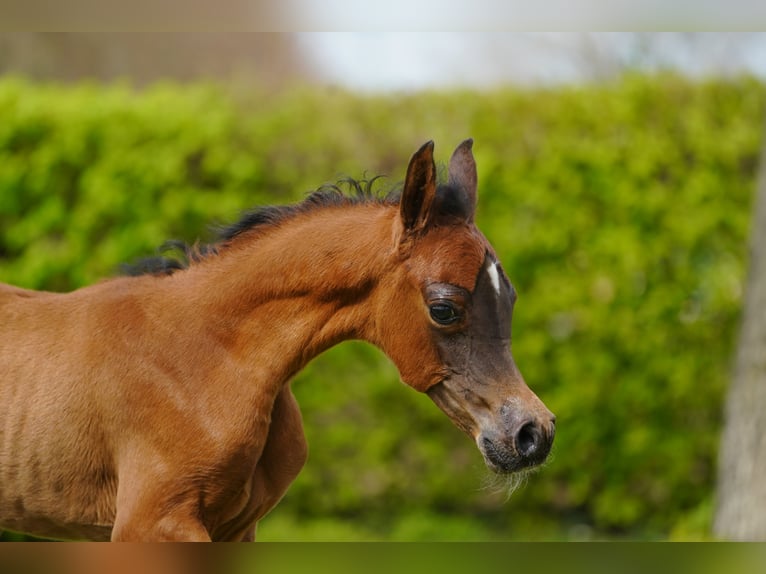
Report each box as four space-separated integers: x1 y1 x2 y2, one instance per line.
400 140 437 235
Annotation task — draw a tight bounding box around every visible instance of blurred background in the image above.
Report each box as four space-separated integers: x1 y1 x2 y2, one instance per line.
3 33 766 90
1 32 766 541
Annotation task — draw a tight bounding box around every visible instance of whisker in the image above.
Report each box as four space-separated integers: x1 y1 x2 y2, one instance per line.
478 465 546 502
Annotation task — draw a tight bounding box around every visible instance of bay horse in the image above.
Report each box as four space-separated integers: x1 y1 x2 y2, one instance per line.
0 139 555 541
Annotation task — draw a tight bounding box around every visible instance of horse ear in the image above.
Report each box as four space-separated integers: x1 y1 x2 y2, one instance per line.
400 140 437 234
448 138 477 223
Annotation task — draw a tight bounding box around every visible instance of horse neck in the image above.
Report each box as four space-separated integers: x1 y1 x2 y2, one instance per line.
172 203 398 388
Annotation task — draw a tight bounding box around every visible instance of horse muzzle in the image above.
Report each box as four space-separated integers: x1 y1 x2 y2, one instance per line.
477 413 556 474
426 376 556 474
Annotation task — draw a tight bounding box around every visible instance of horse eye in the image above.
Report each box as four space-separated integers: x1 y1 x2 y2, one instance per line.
429 302 460 325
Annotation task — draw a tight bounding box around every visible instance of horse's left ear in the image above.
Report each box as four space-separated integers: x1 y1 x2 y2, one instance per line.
400 140 437 234
448 138 478 223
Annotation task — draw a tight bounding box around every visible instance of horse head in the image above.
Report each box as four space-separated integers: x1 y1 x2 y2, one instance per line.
374 139 555 474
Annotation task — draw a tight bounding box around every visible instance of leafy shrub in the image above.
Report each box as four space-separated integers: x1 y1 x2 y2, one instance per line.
0 75 763 540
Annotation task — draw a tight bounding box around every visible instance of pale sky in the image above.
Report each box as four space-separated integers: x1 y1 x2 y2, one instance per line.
296 33 766 91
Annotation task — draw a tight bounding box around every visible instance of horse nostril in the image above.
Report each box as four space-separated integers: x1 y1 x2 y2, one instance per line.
515 422 540 457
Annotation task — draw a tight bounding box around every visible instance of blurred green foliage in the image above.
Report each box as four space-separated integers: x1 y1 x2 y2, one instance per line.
0 75 763 541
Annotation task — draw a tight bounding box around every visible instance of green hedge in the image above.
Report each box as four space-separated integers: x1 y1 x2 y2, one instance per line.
1 75 763 540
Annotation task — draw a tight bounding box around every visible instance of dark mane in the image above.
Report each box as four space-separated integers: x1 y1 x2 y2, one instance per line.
219 176 395 243
121 165 467 278
121 177 398 277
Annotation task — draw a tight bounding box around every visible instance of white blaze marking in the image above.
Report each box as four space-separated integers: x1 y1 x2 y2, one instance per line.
487 261 501 294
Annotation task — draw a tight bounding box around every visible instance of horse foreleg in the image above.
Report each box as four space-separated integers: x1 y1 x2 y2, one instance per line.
239 523 257 542
236 384 308 541
110 464 212 541
111 499 212 542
